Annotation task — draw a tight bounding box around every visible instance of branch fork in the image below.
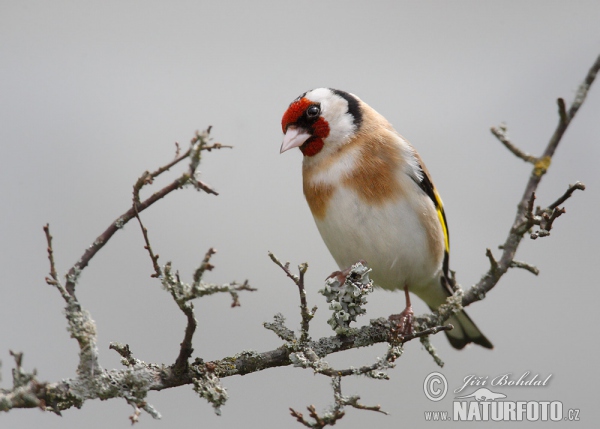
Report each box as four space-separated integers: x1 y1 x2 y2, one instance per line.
2 53 599 426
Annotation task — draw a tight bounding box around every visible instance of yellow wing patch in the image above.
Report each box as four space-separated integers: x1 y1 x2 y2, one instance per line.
433 189 450 253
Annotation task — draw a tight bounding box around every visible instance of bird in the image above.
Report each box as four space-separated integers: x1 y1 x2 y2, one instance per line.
279 88 492 349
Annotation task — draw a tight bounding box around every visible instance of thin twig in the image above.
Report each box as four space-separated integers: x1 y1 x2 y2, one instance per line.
43 224 58 282
485 248 499 274
193 248 217 284
462 53 600 308
542 207 566 231
133 208 162 278
132 148 191 204
548 182 586 209
268 251 300 285
228 280 255 307
42 224 69 301
491 124 538 164
557 98 569 124
192 179 219 195
297 263 312 342
269 252 314 342
64 128 225 296
510 260 540 275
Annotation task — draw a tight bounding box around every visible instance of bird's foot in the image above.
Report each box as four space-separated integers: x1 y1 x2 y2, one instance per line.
388 285 414 338
327 260 367 284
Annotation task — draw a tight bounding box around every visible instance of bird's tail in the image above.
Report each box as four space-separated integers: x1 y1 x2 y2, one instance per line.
444 310 493 349
421 274 493 349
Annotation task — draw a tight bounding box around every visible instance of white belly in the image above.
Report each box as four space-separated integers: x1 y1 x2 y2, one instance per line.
314 186 443 295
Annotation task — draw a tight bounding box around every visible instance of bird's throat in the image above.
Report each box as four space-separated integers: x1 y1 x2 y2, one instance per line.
300 137 324 157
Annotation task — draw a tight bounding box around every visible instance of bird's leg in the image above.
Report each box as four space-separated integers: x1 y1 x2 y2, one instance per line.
327 259 367 283
389 285 414 338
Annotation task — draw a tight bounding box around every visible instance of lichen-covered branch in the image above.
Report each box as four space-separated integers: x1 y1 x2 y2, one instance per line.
453 53 597 313
0 129 250 420
1 53 597 425
64 128 229 296
290 376 387 428
414 52 597 331
269 252 316 343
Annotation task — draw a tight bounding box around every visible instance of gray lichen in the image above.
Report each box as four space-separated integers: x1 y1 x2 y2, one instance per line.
192 370 228 416
161 261 247 304
263 313 296 342
417 288 464 329
319 262 374 334
310 335 344 358
114 217 125 229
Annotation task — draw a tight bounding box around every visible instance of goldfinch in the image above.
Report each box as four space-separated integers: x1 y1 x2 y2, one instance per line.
280 88 492 349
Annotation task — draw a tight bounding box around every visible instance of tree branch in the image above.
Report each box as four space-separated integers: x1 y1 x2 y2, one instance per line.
1 53 597 424
269 252 315 343
64 128 229 296
458 53 599 309
490 123 538 164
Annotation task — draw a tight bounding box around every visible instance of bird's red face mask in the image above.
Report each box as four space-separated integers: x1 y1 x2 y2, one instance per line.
280 97 330 157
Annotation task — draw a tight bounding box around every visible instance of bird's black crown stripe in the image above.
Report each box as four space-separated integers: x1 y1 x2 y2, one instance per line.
330 89 363 130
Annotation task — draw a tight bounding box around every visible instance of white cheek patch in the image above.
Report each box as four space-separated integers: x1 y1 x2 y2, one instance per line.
304 88 357 146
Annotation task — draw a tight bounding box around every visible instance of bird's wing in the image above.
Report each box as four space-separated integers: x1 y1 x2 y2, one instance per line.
410 154 452 293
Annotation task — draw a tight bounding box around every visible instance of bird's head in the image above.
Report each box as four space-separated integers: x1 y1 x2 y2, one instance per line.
280 88 363 157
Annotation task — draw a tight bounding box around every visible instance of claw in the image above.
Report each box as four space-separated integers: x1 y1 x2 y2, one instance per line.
327 260 368 284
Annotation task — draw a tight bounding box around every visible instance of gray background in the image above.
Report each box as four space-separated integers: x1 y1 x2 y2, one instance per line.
2 1 599 428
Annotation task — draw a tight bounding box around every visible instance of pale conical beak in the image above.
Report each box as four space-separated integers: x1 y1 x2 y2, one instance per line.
280 126 311 154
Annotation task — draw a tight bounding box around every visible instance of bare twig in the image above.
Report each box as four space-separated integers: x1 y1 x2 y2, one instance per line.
491 124 538 164
269 251 300 285
64 128 225 296
510 260 540 275
289 376 387 428
132 148 191 204
535 206 566 238
485 248 499 274
460 53 599 309
269 252 314 342
133 209 161 278
43 224 58 283
548 182 586 209
228 280 255 308
333 377 387 415
192 179 219 195
290 405 334 429
193 247 217 284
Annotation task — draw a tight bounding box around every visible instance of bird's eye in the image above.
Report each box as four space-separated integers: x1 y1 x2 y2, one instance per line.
306 105 320 118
